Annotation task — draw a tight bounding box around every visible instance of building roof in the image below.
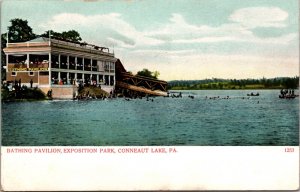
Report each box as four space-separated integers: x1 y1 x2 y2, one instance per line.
27 37 49 43
26 37 111 53
5 37 115 59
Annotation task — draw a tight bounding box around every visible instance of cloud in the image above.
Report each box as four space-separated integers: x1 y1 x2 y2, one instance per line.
146 10 295 45
39 9 298 80
146 13 214 41
39 13 163 48
229 7 288 28
106 37 135 48
41 8 296 50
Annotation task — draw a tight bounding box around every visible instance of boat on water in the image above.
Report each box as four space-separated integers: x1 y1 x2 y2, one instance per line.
279 89 298 99
279 94 298 99
247 92 259 96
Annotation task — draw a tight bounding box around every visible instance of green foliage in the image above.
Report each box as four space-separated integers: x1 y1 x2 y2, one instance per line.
2 18 36 76
61 30 82 42
136 68 159 79
40 30 60 39
283 78 298 89
1 87 46 101
1 33 7 76
40 29 82 43
153 71 160 79
22 88 46 100
137 68 152 78
168 77 299 90
1 89 10 100
7 18 36 42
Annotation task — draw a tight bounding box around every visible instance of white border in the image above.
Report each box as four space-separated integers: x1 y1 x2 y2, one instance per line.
1 146 299 191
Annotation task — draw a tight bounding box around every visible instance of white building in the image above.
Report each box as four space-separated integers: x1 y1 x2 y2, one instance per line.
4 37 117 98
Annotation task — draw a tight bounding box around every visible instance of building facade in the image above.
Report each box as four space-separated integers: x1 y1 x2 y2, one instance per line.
4 37 117 98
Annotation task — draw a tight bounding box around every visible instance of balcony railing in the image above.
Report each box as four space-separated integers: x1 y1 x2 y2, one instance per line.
7 42 50 48
7 63 49 71
29 62 49 68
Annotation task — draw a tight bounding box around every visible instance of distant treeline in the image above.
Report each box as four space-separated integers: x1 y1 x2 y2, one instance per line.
168 77 299 90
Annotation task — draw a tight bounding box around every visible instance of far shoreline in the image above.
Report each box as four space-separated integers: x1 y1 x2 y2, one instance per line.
169 88 298 91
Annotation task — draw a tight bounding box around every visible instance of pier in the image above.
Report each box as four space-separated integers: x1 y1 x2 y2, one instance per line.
115 60 168 97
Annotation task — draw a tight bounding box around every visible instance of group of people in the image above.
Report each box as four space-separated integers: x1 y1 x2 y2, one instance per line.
205 96 230 100
280 89 295 96
167 92 182 98
279 89 296 99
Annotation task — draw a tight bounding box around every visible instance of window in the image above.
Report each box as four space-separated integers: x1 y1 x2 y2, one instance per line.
92 59 97 71
97 61 104 71
29 72 34 76
51 71 59 84
12 72 17 76
110 75 114 85
84 58 91 71
77 73 82 79
69 56 75 70
105 75 109 85
104 61 110 72
77 57 83 70
51 54 59 68
60 55 68 69
29 54 49 67
8 54 27 64
110 62 115 70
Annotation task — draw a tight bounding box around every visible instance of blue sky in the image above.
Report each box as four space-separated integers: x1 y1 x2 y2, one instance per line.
1 0 299 80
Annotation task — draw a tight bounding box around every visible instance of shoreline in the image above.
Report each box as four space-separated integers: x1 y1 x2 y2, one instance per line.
169 88 296 90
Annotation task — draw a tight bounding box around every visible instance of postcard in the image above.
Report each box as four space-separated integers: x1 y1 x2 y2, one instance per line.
1 0 299 191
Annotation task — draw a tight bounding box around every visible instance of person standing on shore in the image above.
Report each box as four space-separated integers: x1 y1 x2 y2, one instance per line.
30 79 33 88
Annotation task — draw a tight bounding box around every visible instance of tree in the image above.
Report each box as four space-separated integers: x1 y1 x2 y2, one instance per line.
2 18 36 80
61 30 82 42
1 33 7 80
7 18 36 42
40 30 61 39
153 71 160 79
40 29 82 43
283 77 299 89
136 68 158 79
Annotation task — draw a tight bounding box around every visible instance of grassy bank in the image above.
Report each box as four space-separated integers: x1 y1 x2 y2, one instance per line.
78 85 109 98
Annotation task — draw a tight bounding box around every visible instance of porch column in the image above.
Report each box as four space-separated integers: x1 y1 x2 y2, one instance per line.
58 54 61 69
6 54 8 72
82 57 84 71
67 72 69 84
67 55 69 69
48 53 51 86
58 72 61 82
75 57 77 70
109 61 111 74
90 58 92 71
26 53 29 68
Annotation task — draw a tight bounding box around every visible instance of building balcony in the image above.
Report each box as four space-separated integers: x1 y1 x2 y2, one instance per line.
29 62 49 68
7 63 49 71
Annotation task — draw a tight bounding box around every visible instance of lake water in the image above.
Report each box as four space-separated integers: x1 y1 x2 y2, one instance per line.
2 90 299 146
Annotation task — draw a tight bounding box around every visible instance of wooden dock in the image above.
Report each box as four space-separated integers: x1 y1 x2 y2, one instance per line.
115 60 168 96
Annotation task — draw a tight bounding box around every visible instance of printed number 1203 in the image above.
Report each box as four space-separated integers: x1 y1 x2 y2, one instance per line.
285 148 294 152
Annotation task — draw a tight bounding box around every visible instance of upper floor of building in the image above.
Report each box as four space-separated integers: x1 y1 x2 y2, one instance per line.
3 37 117 74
